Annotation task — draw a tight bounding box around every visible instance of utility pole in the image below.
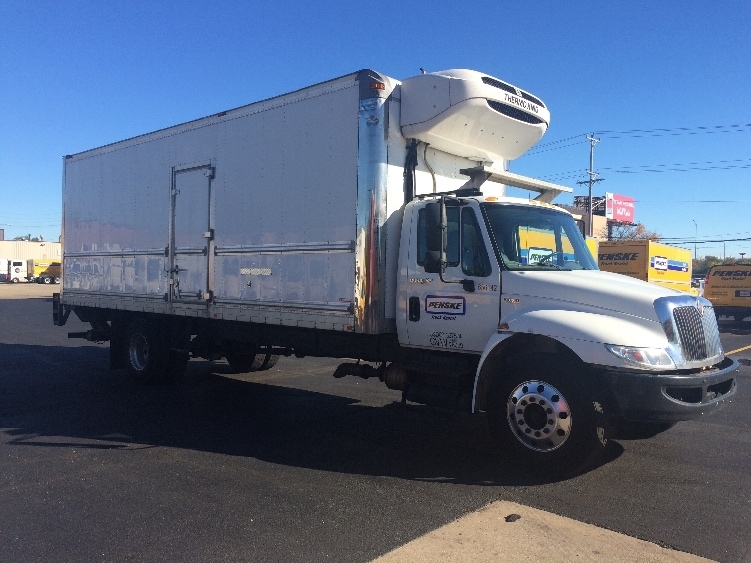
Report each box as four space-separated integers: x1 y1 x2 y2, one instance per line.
692 219 697 260
577 133 604 237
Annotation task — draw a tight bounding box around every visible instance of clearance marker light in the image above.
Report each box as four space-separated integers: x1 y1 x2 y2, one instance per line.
371 82 385 90
486 197 498 201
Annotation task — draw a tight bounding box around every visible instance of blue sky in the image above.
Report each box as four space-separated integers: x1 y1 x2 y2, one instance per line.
1 1 749 258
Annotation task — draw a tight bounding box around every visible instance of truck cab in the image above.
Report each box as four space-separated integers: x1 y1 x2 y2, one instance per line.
396 180 736 469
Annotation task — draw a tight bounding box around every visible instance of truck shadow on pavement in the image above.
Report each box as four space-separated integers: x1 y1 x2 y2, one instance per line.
0 343 623 486
717 319 751 336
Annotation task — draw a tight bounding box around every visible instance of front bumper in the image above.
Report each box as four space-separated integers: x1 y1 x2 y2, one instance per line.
600 356 738 422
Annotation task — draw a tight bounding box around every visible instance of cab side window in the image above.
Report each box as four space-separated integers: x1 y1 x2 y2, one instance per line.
416 206 491 277
461 209 491 277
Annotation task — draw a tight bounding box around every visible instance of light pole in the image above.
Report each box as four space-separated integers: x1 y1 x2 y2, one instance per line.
692 220 697 260
741 252 746 264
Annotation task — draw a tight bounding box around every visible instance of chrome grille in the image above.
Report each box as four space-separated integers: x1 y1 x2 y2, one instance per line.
672 305 722 361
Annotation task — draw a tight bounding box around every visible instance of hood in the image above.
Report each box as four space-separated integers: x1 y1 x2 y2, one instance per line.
502 269 677 322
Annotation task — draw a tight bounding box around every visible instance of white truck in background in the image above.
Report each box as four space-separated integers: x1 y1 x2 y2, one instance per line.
8 259 28 283
54 69 737 474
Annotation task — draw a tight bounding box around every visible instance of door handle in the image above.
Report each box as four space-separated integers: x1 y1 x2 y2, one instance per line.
408 296 420 322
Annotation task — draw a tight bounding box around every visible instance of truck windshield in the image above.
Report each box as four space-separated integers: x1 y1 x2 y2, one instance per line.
480 203 598 271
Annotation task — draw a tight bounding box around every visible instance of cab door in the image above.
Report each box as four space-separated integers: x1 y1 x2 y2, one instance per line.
404 202 500 352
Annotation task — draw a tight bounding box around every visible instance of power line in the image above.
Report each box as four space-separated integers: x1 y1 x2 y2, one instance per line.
595 123 751 139
539 158 751 181
524 122 751 156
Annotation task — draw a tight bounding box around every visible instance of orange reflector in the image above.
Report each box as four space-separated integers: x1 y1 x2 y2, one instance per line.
370 82 385 90
486 197 498 201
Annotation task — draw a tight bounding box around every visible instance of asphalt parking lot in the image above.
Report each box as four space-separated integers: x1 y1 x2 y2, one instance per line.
1 283 749 562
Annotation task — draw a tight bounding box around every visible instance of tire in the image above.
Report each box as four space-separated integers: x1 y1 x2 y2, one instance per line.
11 278 19 283
54 277 60 284
261 354 279 371
487 355 609 475
42 276 52 284
226 348 279 373
226 352 264 373
125 318 169 384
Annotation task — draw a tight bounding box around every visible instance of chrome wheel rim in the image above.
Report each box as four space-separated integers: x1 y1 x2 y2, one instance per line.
507 380 572 452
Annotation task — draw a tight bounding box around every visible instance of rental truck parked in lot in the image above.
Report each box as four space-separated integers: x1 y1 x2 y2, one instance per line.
26 259 61 284
8 260 28 283
53 68 737 474
703 264 751 321
598 240 694 294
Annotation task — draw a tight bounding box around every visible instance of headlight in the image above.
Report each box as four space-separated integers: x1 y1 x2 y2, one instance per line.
606 345 675 369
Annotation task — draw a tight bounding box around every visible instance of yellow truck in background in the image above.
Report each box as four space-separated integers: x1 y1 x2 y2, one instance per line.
703 264 751 321
598 240 693 294
26 259 61 284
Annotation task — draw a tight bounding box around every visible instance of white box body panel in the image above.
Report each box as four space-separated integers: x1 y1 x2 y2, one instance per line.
61 70 487 334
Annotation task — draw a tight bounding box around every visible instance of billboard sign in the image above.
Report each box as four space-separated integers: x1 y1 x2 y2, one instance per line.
605 192 635 223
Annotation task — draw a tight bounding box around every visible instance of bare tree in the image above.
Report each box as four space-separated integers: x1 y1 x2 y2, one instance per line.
609 223 661 241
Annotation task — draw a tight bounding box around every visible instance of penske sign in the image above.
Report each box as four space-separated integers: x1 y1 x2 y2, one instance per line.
425 295 466 315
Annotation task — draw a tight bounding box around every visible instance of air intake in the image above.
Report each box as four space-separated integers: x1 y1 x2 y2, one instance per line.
487 100 546 126
481 77 545 108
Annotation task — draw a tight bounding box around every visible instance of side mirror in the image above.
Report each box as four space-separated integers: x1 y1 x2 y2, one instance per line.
424 250 442 273
424 201 444 253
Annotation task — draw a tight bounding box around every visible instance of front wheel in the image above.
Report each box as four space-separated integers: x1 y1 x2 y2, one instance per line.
42 276 52 284
487 356 609 475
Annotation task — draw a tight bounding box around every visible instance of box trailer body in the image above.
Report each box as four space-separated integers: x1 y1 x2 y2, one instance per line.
55 68 737 474
598 240 693 293
704 264 751 321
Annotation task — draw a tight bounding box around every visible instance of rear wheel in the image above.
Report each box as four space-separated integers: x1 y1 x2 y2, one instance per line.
42 276 52 284
125 318 169 384
487 355 609 475
226 348 279 373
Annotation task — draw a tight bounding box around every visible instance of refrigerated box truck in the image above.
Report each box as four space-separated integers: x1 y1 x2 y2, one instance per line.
598 240 693 293
54 69 737 474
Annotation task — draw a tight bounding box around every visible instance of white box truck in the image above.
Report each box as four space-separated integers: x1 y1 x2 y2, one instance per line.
54 69 737 474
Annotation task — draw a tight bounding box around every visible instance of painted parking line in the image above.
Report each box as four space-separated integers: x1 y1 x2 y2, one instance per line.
372 501 713 563
726 343 751 356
